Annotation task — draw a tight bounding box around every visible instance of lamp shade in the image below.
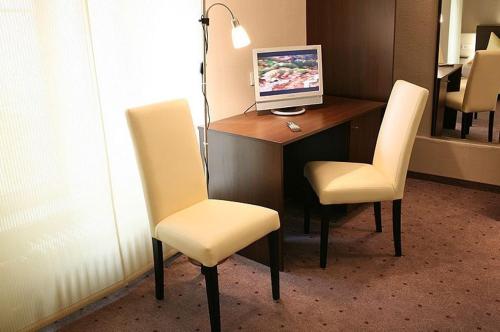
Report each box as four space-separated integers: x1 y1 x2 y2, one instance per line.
231 19 250 48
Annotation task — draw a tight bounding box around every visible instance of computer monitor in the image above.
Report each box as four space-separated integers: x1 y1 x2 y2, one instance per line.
252 45 323 115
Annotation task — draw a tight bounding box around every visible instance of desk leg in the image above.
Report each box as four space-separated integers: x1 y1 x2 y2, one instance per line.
432 78 448 136
443 107 457 130
443 68 462 130
207 130 284 270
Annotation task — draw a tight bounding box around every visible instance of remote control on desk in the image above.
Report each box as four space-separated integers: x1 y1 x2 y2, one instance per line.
287 121 301 132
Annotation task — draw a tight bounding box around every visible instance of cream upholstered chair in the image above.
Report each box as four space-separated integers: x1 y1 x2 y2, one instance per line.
446 50 500 142
127 100 280 331
304 80 428 268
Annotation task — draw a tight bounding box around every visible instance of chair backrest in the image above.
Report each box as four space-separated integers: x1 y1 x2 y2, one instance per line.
127 100 207 234
373 80 429 199
463 50 500 112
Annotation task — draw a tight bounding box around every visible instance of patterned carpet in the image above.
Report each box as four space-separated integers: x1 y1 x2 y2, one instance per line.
49 178 500 331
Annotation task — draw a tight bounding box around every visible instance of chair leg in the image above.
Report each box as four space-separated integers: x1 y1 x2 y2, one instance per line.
488 111 494 143
374 202 382 232
465 113 472 134
152 238 164 300
474 112 478 119
202 265 221 332
304 179 312 234
461 113 467 139
320 204 330 268
392 200 402 257
268 230 280 300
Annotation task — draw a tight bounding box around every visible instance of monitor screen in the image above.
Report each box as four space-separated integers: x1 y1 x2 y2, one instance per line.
256 49 320 97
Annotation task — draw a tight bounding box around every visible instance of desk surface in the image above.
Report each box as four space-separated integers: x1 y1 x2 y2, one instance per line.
208 96 386 145
437 64 462 79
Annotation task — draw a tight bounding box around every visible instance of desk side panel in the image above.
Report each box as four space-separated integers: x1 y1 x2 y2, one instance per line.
207 132 283 212
207 130 284 267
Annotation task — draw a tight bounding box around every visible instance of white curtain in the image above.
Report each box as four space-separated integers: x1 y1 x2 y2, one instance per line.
0 1 201 330
86 0 202 276
447 0 463 64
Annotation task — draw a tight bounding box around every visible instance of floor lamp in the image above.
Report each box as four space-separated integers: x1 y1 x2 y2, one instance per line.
199 1 250 183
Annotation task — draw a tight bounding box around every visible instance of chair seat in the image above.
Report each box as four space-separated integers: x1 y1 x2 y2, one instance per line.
304 161 395 205
446 80 497 113
155 199 280 267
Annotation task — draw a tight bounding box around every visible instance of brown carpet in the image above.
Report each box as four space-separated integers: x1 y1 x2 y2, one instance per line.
49 178 500 331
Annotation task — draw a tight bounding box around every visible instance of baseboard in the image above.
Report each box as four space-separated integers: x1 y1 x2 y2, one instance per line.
408 171 500 193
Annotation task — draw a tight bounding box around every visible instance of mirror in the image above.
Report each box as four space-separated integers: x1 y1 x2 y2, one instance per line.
432 0 500 144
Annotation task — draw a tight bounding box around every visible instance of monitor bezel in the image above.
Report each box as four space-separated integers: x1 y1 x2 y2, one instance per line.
252 45 323 103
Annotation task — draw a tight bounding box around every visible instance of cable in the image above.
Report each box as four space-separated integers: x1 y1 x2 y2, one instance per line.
204 20 209 53
243 102 257 115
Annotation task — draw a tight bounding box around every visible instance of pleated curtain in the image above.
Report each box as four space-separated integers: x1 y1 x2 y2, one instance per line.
0 1 201 330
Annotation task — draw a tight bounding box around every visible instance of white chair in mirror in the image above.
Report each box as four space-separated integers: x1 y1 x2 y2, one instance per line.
445 50 500 142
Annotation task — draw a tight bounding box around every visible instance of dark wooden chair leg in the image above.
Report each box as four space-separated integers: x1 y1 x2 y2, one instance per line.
461 113 467 139
320 204 330 268
488 111 494 143
392 200 402 257
152 238 164 300
474 112 478 119
202 265 221 332
465 113 472 135
374 202 382 232
268 230 280 300
304 179 312 234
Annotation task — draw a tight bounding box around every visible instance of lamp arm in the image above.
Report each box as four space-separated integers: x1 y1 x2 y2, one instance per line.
204 2 236 20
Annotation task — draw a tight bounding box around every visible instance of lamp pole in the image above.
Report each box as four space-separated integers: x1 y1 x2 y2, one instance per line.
201 0 209 183
199 1 250 186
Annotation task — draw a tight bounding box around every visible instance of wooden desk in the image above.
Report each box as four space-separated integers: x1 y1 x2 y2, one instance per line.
432 64 462 136
204 96 385 269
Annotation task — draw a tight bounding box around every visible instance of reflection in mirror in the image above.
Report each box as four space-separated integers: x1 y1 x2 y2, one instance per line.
432 0 500 144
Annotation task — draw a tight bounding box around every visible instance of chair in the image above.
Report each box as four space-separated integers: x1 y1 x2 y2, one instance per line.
303 80 428 268
445 50 500 142
127 99 280 332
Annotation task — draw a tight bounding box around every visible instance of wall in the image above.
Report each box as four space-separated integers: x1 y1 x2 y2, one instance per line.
393 0 438 135
462 0 500 33
394 0 500 186
410 137 500 185
206 0 306 121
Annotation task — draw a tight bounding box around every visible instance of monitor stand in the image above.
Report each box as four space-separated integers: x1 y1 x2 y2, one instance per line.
270 106 306 116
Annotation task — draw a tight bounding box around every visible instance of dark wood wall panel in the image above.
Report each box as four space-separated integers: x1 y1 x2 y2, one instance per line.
307 0 396 101
476 25 500 50
349 109 383 163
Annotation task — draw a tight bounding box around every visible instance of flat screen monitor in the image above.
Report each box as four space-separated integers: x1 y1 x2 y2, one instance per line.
252 45 323 113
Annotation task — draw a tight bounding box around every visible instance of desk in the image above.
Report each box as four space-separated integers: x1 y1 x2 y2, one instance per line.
203 96 385 269
432 64 462 136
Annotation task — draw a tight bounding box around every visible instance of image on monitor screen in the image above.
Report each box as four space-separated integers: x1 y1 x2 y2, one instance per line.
257 49 320 97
